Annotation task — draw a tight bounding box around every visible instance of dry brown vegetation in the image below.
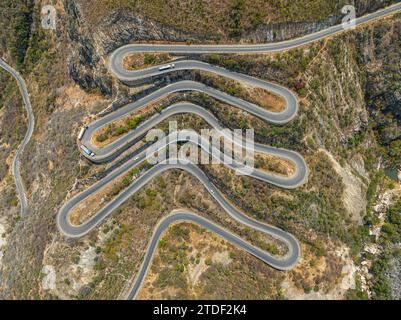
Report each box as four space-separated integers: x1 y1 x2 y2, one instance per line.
68 161 149 226
197 71 286 112
46 168 290 299
247 86 286 112
77 0 350 38
92 101 158 147
2 0 399 300
254 153 295 176
137 222 284 299
123 53 175 70
288 243 344 294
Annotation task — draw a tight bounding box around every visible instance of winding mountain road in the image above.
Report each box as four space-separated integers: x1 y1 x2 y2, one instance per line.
126 210 298 300
0 58 34 217
83 77 298 163
110 2 401 56
83 102 307 188
56 3 401 299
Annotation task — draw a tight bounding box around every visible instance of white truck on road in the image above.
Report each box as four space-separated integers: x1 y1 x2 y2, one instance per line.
80 144 95 157
77 126 88 141
158 63 175 71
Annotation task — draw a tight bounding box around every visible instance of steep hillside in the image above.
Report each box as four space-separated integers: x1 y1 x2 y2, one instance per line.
77 0 397 40
0 0 400 300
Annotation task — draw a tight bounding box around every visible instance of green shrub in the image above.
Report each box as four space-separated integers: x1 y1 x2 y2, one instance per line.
144 53 157 65
115 126 128 136
96 133 108 143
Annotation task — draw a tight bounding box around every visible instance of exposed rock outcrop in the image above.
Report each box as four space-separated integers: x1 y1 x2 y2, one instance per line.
64 0 112 96
63 0 400 97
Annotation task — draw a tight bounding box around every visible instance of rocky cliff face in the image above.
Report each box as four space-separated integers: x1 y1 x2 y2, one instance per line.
64 0 112 96
64 1 205 96
355 0 399 15
356 15 401 168
63 0 401 98
246 0 398 42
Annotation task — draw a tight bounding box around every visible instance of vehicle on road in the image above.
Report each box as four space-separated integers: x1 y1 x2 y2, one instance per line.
56 3 401 300
77 126 87 141
80 144 95 157
158 63 175 71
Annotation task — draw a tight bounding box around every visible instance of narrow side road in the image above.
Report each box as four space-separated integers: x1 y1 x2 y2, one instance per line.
0 59 34 217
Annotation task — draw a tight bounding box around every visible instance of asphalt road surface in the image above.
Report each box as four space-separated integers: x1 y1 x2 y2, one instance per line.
126 210 299 300
0 59 34 217
109 2 401 56
56 3 401 299
82 77 299 164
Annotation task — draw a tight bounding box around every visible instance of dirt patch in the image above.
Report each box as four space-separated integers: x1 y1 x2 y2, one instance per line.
245 85 286 112
254 152 295 176
69 179 122 226
0 217 8 266
212 250 232 266
41 265 56 291
283 244 356 300
198 71 286 113
55 85 105 111
188 259 207 286
319 149 366 223
41 238 98 299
